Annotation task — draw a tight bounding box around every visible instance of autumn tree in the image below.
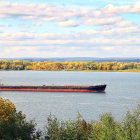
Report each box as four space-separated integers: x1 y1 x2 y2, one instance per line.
0 98 41 140
0 60 139 71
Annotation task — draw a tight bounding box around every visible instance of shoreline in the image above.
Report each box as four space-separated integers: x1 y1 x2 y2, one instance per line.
0 70 140 73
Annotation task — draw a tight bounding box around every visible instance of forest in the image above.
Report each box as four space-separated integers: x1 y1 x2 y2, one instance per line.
0 60 140 72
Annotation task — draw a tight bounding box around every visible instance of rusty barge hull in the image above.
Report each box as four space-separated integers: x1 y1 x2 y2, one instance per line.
0 85 106 92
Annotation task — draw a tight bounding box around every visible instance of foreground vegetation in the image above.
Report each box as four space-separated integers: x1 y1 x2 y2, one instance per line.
0 98 41 140
0 60 140 72
1 98 140 140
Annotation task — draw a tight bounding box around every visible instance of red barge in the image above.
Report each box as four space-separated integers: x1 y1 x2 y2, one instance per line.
0 84 106 92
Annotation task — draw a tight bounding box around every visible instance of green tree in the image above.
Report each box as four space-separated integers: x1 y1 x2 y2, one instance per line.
0 98 41 140
89 113 118 140
44 114 91 140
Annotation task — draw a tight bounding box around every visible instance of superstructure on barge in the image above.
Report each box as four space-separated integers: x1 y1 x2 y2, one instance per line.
0 84 106 92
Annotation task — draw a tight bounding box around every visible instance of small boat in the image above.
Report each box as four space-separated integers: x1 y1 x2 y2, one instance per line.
0 84 106 92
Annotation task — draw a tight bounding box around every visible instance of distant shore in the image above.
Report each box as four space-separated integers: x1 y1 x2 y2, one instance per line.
0 60 139 72
0 70 140 73
82 70 140 73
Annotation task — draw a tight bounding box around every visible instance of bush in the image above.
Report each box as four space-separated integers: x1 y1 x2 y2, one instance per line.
119 103 140 140
1 98 140 140
89 113 119 140
44 104 140 140
0 98 41 140
44 114 91 140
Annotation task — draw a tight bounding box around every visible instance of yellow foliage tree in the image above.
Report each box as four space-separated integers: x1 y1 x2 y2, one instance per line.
0 98 16 121
0 98 40 139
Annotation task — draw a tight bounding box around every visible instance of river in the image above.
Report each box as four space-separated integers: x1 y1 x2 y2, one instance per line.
0 71 140 128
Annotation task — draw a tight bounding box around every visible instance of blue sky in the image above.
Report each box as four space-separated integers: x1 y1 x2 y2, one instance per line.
0 0 140 58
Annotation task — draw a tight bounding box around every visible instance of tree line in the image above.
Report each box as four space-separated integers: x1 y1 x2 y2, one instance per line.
1 98 140 140
0 60 140 71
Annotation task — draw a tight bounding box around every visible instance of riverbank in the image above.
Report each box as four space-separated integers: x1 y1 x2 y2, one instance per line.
0 69 140 73
82 69 140 73
0 60 139 72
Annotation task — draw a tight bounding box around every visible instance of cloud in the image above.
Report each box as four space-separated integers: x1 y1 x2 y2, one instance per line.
0 32 140 47
0 2 82 22
0 1 139 29
1 45 139 58
0 28 140 44
57 20 79 27
100 21 133 30
32 22 42 27
2 46 41 58
0 1 139 57
97 2 140 16
114 21 133 28
86 26 140 36
0 24 11 27
83 17 122 26
0 30 139 57
19 24 30 30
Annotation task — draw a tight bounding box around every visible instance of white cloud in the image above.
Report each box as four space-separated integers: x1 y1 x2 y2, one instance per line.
1 45 139 58
86 26 140 36
32 22 42 27
57 20 79 27
0 1 139 26
83 17 122 26
96 2 140 16
2 46 41 58
0 34 140 47
112 21 133 28
0 2 82 22
0 1 139 57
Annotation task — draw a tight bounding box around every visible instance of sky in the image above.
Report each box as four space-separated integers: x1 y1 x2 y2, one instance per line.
0 0 140 58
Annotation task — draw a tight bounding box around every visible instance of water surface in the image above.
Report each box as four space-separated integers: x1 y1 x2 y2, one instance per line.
0 71 140 128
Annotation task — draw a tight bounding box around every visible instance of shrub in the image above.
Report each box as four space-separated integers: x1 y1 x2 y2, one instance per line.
44 104 140 140
44 114 92 140
2 98 140 140
89 113 119 140
119 103 140 140
0 98 41 140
